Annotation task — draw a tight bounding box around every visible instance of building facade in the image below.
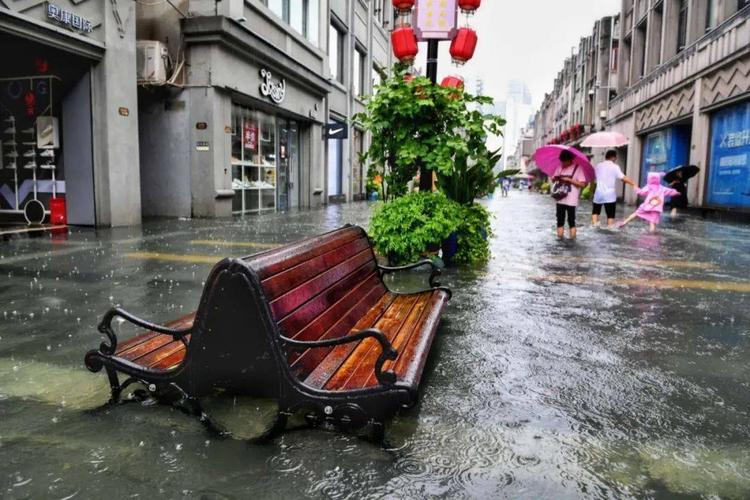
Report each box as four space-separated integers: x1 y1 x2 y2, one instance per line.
0 1 141 226
137 0 393 218
0 0 392 227
532 16 619 152
609 0 750 211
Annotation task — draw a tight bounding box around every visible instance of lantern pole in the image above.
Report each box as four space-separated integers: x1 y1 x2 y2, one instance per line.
420 39 440 192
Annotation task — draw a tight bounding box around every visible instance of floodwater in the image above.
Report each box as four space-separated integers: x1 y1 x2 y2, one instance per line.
1 193 749 499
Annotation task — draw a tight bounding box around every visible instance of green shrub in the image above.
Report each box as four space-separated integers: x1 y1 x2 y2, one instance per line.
454 203 492 265
370 192 460 265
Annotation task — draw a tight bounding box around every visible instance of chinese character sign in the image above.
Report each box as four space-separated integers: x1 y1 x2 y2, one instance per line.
707 101 750 209
47 3 94 34
414 0 458 41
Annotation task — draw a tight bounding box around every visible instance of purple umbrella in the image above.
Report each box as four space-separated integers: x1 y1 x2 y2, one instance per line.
532 145 595 183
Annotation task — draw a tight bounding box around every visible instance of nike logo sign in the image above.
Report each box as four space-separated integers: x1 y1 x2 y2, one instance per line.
329 127 344 136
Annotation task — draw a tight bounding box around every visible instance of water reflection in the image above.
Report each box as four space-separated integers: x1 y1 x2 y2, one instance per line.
1 195 749 498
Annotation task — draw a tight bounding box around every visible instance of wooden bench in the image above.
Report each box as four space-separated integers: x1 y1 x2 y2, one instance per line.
85 225 451 435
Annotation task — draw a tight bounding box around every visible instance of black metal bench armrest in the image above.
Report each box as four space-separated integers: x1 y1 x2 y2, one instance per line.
279 328 399 387
379 259 441 286
379 259 452 299
96 307 193 356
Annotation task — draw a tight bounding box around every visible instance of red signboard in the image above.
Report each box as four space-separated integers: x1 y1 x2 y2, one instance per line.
243 121 258 150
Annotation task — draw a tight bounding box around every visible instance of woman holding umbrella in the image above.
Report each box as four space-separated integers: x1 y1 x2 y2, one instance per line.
533 145 594 240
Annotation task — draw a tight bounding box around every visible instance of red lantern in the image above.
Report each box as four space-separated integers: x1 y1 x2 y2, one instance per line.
440 75 464 89
449 28 477 65
392 0 415 13
391 26 418 64
458 0 481 14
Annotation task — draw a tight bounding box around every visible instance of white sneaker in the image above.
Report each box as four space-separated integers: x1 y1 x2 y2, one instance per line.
4 151 18 158
21 127 35 135
3 141 16 147
5 162 17 170
39 124 53 138
23 149 36 158
23 161 37 169
40 163 56 170
3 127 16 135
3 116 14 124
39 149 55 158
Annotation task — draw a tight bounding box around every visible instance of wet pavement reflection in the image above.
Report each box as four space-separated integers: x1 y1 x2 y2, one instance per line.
1 193 749 498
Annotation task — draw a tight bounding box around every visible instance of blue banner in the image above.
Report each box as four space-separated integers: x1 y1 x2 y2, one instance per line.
707 101 750 209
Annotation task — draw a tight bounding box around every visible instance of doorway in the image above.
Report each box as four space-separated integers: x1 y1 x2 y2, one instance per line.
277 119 300 211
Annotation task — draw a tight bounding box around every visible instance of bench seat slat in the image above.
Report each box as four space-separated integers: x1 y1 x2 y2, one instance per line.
331 293 430 391
114 313 195 355
289 277 387 377
321 294 420 390
303 292 397 389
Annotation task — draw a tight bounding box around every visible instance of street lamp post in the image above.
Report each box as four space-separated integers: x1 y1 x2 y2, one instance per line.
390 0 481 192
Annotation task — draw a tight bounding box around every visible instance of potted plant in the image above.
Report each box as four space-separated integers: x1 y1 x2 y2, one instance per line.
356 65 505 266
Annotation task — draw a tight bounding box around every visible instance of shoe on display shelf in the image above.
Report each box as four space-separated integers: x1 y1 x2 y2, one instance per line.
22 141 37 146
40 163 56 170
21 127 35 135
3 116 15 123
39 124 53 138
39 149 55 158
4 151 18 158
23 149 36 158
23 161 37 170
3 126 16 135
5 162 17 170
3 141 17 147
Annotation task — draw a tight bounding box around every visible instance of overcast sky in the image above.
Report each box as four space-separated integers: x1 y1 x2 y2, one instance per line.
414 0 621 108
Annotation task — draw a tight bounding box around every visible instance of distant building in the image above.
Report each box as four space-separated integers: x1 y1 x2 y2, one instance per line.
609 1 750 211
501 80 534 170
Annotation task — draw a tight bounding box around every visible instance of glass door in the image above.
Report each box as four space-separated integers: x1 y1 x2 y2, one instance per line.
277 119 300 211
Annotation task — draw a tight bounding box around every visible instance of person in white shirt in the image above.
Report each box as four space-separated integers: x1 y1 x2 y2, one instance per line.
591 150 637 226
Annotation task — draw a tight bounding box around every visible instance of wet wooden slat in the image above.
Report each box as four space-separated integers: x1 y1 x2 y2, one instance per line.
303 292 397 389
279 270 381 340
289 279 387 378
262 236 371 301
269 253 376 321
341 294 429 390
115 312 195 355
246 226 364 279
323 294 420 391
395 291 448 388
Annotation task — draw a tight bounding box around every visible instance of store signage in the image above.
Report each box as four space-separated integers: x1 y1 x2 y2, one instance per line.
325 122 348 140
707 101 750 209
259 69 286 104
47 4 94 34
414 0 458 41
196 141 210 152
243 121 258 150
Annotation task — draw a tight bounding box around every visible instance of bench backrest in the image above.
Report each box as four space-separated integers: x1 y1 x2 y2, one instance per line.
243 226 388 381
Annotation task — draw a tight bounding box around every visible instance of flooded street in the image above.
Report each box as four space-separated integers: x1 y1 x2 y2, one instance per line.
1 193 749 498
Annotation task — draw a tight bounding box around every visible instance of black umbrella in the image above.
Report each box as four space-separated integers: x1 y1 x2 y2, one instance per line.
664 164 700 184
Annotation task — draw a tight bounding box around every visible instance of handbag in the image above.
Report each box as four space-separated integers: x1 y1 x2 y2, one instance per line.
550 166 579 201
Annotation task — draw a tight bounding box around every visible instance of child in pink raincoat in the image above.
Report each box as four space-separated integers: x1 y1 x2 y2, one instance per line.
620 172 680 232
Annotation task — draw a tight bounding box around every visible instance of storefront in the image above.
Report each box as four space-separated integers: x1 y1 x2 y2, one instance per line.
0 33 94 225
706 100 750 210
640 124 692 183
0 1 141 227
231 104 301 214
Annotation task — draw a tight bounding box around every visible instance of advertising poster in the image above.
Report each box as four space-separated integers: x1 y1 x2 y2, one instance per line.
243 121 258 151
707 101 750 209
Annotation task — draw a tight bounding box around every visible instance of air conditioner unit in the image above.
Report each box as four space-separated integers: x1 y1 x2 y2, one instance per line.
137 41 168 84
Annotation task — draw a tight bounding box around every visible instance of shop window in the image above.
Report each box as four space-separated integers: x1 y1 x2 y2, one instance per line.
327 120 345 198
231 105 277 214
640 126 691 184
372 64 383 92
353 47 366 97
353 128 364 197
329 23 345 84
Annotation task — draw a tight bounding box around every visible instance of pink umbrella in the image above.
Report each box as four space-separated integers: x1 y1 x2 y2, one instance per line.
581 131 629 148
532 145 595 182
